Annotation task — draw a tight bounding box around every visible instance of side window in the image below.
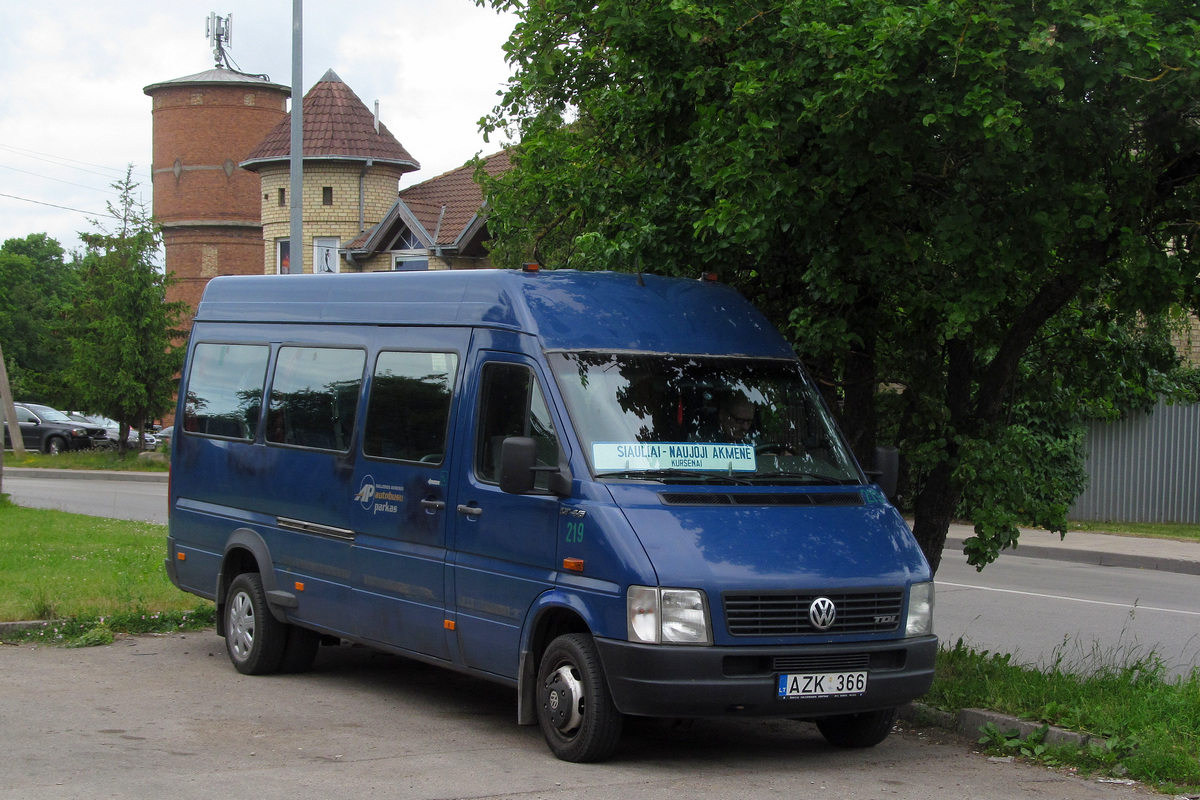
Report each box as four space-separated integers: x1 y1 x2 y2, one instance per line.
183 343 269 439
363 351 458 464
266 347 366 451
476 362 560 489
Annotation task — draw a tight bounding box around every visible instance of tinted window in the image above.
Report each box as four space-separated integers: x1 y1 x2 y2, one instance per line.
363 351 458 464
183 344 269 440
266 347 366 451
476 363 559 489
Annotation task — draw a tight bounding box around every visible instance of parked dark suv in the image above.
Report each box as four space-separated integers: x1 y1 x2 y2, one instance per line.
3 402 108 454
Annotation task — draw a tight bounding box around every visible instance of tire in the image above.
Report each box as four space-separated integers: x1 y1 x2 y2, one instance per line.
45 436 66 455
278 625 321 674
536 633 623 762
224 573 287 675
816 706 898 748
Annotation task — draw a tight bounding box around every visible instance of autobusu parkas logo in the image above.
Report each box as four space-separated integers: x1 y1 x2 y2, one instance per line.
355 475 403 514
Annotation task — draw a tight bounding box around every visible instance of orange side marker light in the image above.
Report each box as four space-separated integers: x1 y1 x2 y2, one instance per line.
563 558 585 573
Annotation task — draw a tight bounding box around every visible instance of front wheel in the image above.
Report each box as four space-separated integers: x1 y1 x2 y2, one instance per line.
45 436 66 455
225 572 287 675
815 706 898 748
536 633 623 762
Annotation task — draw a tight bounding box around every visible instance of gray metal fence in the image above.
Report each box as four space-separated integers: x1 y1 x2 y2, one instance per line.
1070 400 1200 524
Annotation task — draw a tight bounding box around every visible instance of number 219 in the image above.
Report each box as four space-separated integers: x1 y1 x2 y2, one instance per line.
565 521 585 543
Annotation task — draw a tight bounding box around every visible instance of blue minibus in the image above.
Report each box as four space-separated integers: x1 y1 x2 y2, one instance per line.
166 268 935 762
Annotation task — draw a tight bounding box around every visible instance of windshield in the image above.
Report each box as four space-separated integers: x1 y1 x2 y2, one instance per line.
36 407 73 423
547 352 863 485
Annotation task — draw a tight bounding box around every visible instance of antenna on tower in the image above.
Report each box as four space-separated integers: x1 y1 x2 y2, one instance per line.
206 13 233 69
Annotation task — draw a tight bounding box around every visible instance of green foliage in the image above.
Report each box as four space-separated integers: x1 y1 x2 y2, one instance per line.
63 167 187 446
0 233 80 401
930 639 1200 790
4 608 216 646
479 0 1200 571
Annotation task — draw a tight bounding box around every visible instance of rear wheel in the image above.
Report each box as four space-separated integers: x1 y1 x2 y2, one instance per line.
536 633 623 762
816 707 898 748
224 573 287 675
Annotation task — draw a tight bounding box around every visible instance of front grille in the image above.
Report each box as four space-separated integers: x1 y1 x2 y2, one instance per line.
724 589 904 636
772 653 871 672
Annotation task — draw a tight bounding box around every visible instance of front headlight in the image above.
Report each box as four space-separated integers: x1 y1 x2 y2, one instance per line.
627 586 711 645
905 581 934 636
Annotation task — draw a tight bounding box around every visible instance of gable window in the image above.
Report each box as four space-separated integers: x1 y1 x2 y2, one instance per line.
390 226 428 271
392 254 429 271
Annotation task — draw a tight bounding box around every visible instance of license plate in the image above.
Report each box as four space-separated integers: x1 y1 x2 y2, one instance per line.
777 671 868 698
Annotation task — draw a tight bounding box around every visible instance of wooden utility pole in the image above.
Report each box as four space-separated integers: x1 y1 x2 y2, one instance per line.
0 342 26 497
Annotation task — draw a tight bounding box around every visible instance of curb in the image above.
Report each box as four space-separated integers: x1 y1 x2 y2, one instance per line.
944 536 1200 576
2 467 168 483
899 702 1095 748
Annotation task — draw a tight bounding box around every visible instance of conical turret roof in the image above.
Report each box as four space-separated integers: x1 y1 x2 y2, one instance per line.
241 69 419 172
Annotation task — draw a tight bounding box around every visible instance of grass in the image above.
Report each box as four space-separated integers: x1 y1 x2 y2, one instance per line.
928 639 1200 794
0 497 209 626
1067 519 1200 543
4 448 169 472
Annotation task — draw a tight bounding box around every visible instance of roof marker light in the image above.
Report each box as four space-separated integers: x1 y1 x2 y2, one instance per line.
522 262 540 273
701 272 719 282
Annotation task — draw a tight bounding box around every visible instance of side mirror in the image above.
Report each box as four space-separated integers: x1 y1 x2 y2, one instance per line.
499 436 573 497
872 445 899 501
499 436 538 495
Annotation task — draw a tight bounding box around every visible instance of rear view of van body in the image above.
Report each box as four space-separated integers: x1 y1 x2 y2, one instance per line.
166 268 935 762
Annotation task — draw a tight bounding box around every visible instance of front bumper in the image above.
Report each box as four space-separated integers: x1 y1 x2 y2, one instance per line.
595 634 937 719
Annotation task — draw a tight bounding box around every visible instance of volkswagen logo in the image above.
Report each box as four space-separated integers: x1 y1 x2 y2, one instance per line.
809 597 837 631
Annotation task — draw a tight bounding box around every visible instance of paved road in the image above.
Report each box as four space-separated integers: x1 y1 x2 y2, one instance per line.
936 549 1200 679
0 633 1158 800
2 469 167 524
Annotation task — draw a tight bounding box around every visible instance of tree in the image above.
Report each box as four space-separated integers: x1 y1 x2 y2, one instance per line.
0 233 79 401
478 0 1200 572
65 167 187 452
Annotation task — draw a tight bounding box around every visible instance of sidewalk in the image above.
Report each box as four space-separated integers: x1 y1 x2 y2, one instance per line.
2 466 168 483
944 522 1200 576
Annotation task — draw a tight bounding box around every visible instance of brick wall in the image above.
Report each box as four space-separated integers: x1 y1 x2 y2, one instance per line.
147 79 288 327
257 162 405 273
1174 314 1200 366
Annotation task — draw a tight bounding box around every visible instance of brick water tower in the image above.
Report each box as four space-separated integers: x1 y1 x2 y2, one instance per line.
143 15 291 320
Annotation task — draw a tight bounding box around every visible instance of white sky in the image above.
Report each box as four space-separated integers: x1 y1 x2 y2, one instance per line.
0 0 518 254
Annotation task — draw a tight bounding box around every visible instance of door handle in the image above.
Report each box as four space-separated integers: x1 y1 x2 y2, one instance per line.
456 504 484 517
420 499 446 511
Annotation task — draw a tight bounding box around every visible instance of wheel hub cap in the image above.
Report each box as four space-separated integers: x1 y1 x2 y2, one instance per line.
543 666 584 733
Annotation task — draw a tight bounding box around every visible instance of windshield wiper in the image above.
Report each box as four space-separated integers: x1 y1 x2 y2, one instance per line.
748 470 854 485
595 469 754 485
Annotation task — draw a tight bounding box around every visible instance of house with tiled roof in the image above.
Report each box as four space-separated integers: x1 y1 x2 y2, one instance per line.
241 69 421 274
343 149 511 271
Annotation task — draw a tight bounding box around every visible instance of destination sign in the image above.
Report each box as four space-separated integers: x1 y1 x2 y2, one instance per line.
593 442 756 472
